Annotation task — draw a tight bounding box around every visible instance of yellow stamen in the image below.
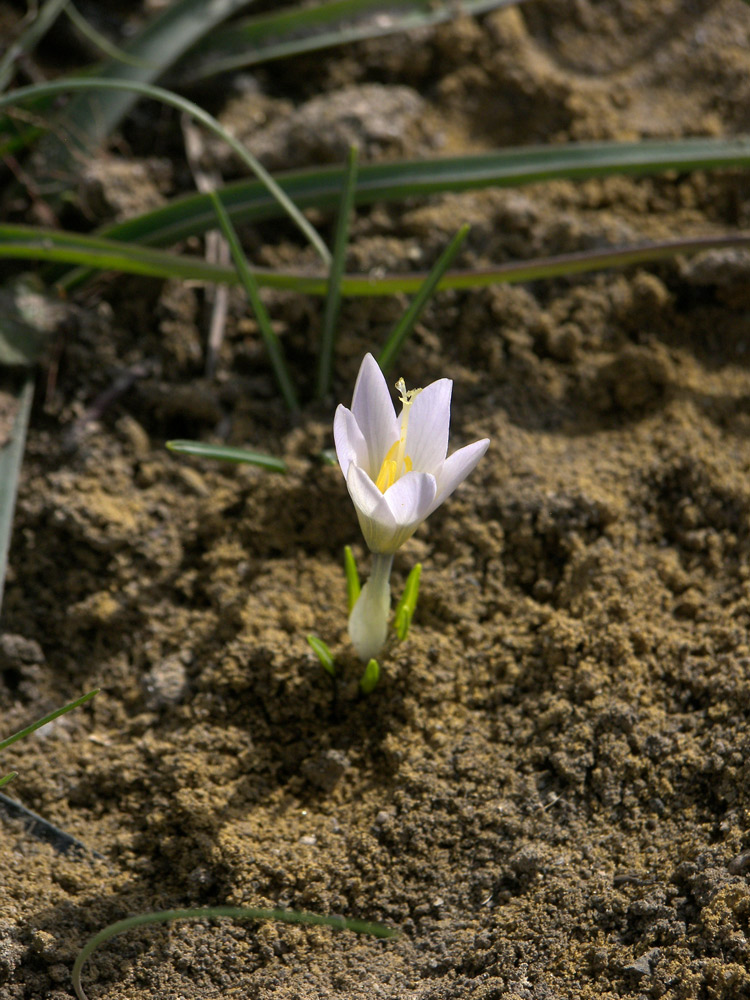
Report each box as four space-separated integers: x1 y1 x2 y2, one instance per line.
374 378 422 493
375 440 400 492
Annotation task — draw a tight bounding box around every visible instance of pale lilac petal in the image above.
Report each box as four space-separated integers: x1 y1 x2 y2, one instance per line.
381 471 437 551
428 438 490 517
346 464 398 553
384 471 437 524
333 404 367 479
402 378 452 473
351 353 399 476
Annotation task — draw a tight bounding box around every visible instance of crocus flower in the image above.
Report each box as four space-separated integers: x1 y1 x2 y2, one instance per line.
333 353 489 660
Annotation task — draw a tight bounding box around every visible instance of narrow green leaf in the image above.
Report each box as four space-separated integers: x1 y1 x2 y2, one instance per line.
0 376 33 616
63 3 156 69
394 563 422 641
307 635 336 678
84 137 750 253
0 772 17 790
344 545 361 613
171 0 517 83
0 689 99 754
34 0 260 165
73 906 398 1000
4 224 750 298
166 440 287 472
0 78 330 264
378 225 469 373
317 144 358 401
360 658 380 695
207 190 299 411
0 0 69 93
0 222 245 282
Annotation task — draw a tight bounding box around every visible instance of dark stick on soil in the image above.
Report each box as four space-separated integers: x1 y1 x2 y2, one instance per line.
0 791 104 859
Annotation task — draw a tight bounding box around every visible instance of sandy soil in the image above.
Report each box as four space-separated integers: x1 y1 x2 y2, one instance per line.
3 1 750 998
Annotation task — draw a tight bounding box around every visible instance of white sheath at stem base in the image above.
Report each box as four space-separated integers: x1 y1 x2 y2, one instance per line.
348 552 393 661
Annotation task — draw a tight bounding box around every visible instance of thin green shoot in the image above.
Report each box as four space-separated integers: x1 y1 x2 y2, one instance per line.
166 440 287 472
73 905 398 1000
317 144 359 401
0 78 330 265
64 2 156 69
208 190 299 411
378 225 469 373
307 635 336 678
0 689 99 754
394 563 421 641
0 772 18 789
360 658 380 694
344 545 361 612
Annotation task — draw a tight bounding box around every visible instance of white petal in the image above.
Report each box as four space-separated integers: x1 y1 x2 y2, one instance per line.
333 404 367 479
402 378 452 473
384 470 437 523
346 464 398 553
351 353 399 477
381 471 437 551
428 438 490 517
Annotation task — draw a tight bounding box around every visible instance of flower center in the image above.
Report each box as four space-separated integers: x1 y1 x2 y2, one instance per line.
374 378 422 492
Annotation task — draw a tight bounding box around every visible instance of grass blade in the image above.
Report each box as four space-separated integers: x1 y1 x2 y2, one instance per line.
317 144 358 401
34 0 260 165
207 190 299 411
171 0 523 83
80 137 750 255
0 0 69 93
4 224 750 295
166 439 286 472
0 773 17 789
0 222 245 280
73 906 398 1000
63 3 155 69
378 224 469 372
0 376 33 616
1 78 330 264
0 689 99 753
